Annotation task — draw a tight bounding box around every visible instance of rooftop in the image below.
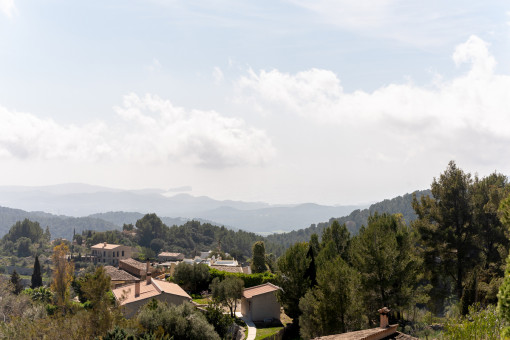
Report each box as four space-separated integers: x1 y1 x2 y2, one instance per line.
158 252 183 257
314 325 418 340
104 266 139 282
112 278 191 305
92 242 122 250
119 258 149 271
242 282 280 299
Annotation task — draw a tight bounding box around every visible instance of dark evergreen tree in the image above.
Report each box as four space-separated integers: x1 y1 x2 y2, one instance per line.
31 255 43 288
413 161 474 300
251 241 267 273
304 244 317 287
10 270 23 294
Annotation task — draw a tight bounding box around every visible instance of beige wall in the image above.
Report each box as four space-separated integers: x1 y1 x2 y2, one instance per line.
92 245 133 266
241 292 280 322
120 293 190 318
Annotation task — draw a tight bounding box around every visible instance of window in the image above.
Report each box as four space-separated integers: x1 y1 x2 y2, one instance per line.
104 251 106 257
113 252 115 257
122 250 124 256
117 251 119 257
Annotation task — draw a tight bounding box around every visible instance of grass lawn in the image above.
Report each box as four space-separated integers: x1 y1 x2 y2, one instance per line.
254 325 283 340
192 297 211 305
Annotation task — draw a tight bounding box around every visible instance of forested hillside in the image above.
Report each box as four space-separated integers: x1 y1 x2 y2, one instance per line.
0 206 119 241
81 215 283 260
88 211 188 228
266 189 431 248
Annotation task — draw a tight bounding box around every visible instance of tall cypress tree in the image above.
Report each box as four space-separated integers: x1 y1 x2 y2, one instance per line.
31 255 43 288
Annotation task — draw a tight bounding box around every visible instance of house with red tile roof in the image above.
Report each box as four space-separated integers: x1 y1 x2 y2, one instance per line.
112 276 191 318
240 282 281 322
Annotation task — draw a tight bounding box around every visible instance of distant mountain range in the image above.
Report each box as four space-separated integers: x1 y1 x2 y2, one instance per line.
0 184 431 244
0 184 365 234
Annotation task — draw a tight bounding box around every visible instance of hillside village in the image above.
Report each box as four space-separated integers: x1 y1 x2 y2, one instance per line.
1 162 510 339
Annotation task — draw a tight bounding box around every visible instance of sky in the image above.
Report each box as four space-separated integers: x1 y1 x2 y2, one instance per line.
0 0 509 205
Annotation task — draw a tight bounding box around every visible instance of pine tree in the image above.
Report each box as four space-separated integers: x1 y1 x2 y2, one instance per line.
11 270 23 294
31 255 43 288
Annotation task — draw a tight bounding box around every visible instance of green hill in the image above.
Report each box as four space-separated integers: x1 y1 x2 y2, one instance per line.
265 190 430 248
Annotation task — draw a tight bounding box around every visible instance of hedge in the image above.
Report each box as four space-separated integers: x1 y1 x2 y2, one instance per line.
209 268 276 288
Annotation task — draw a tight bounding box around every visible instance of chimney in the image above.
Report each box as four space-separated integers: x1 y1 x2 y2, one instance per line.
378 307 390 328
103 242 107 247
135 280 140 297
146 272 151 285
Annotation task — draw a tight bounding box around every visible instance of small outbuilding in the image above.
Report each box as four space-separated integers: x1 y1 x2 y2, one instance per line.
240 282 281 322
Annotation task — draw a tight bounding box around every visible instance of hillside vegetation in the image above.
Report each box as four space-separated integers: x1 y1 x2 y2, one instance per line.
266 189 431 248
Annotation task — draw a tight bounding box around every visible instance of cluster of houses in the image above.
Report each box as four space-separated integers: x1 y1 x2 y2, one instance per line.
90 242 279 322
90 243 418 340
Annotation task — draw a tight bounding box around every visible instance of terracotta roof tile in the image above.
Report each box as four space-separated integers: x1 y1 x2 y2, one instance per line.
242 283 280 299
158 252 183 257
92 243 122 250
113 281 160 305
112 279 191 305
313 325 419 340
119 258 149 271
104 266 139 282
152 280 191 299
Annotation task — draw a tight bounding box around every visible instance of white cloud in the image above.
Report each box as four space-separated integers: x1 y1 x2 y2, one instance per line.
213 66 224 84
237 35 510 165
0 94 275 168
0 0 15 17
146 58 162 72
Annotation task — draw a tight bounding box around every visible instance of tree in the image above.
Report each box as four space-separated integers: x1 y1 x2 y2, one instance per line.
80 266 115 337
309 233 320 257
251 241 266 273
320 220 350 260
413 161 474 301
211 276 244 317
51 243 74 307
276 242 311 322
16 237 32 257
135 213 167 248
137 300 220 340
3 219 43 243
299 257 362 338
43 226 51 242
498 254 510 324
472 173 509 303
10 270 23 295
350 213 420 320
173 262 210 294
31 255 43 289
304 244 317 288
205 302 235 338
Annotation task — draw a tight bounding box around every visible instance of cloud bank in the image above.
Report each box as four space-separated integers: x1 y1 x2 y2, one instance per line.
238 35 510 165
0 94 275 168
0 0 15 17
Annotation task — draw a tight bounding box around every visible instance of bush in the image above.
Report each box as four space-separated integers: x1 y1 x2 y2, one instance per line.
444 304 503 340
209 268 276 288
